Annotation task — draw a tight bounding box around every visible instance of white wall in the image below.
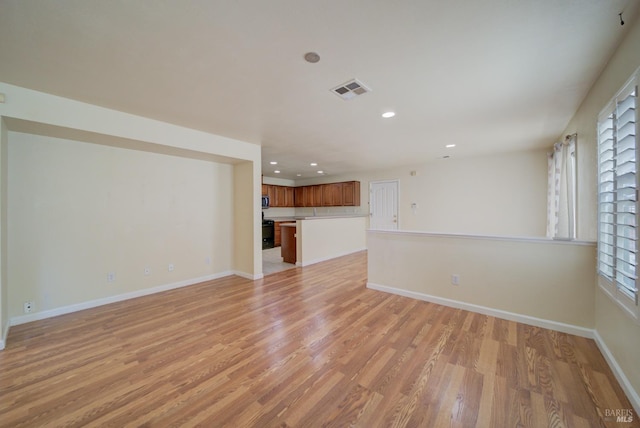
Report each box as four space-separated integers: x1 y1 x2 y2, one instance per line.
234 161 262 278
262 176 295 187
368 230 596 332
297 148 548 237
8 132 233 319
0 118 8 349
0 82 263 332
559 12 640 410
298 217 367 266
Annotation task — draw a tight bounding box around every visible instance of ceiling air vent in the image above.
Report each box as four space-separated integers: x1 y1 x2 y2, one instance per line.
331 79 371 100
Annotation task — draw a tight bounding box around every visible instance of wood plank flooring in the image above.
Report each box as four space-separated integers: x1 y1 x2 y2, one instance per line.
0 251 636 427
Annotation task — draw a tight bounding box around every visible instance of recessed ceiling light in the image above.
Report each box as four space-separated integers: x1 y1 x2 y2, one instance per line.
317 170 324 174
382 111 395 118
296 174 302 177
274 170 281 173
445 144 456 148
270 161 278 165
310 162 318 166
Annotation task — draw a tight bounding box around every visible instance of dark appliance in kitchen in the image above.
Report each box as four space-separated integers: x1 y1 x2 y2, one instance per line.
262 219 274 249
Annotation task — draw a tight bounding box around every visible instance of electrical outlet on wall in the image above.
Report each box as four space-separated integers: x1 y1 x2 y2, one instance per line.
24 301 34 313
168 263 175 272
451 274 460 286
144 267 151 276
107 272 116 283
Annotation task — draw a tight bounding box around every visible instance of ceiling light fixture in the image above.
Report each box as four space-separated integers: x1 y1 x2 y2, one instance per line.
274 170 281 174
296 174 302 177
446 144 456 148
310 162 318 166
317 170 324 174
382 111 396 118
270 161 278 165
304 52 320 63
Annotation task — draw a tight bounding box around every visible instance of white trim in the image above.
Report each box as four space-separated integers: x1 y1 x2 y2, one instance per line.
598 275 640 325
594 330 640 415
367 228 596 247
233 271 264 280
10 271 233 327
298 248 367 267
366 282 594 338
0 321 9 350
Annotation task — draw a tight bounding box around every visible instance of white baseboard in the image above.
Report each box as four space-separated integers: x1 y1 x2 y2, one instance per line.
593 330 640 415
299 247 367 267
233 271 264 280
366 282 594 338
0 320 9 350
10 271 234 327
367 283 640 413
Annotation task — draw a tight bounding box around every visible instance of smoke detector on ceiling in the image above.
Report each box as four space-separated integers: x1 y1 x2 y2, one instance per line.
331 79 371 100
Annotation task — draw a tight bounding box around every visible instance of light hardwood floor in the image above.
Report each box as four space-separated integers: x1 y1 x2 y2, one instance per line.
0 251 637 427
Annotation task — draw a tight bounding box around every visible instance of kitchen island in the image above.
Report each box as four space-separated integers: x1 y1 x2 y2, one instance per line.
274 215 367 267
280 223 297 264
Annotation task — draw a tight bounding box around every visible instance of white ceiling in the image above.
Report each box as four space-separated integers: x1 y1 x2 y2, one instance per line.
0 0 637 180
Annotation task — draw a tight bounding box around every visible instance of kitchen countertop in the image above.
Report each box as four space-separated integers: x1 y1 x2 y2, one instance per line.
265 214 367 221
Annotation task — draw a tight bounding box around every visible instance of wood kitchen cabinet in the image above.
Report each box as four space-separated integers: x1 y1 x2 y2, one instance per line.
342 181 360 206
320 183 338 206
266 185 277 206
280 224 297 264
312 185 323 206
295 185 317 207
266 181 359 208
275 186 287 207
285 187 295 207
264 185 295 207
294 187 305 207
274 221 283 246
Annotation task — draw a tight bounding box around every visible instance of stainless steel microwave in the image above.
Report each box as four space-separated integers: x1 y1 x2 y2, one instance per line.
261 196 269 208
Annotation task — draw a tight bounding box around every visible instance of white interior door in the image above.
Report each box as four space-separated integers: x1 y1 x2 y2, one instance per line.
370 180 399 230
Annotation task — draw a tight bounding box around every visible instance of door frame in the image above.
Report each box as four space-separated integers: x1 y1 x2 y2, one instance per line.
369 179 400 230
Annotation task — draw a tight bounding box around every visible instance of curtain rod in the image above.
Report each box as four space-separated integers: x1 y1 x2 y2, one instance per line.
565 133 577 141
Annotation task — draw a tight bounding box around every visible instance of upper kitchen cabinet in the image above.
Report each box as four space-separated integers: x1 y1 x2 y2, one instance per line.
320 181 360 206
265 184 295 207
341 181 360 206
294 187 305 207
267 181 359 207
275 186 287 207
322 183 343 206
286 187 295 207
312 185 323 206
295 185 322 207
266 185 277 206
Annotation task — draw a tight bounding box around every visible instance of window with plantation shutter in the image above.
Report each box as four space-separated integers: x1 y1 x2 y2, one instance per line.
597 69 639 319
